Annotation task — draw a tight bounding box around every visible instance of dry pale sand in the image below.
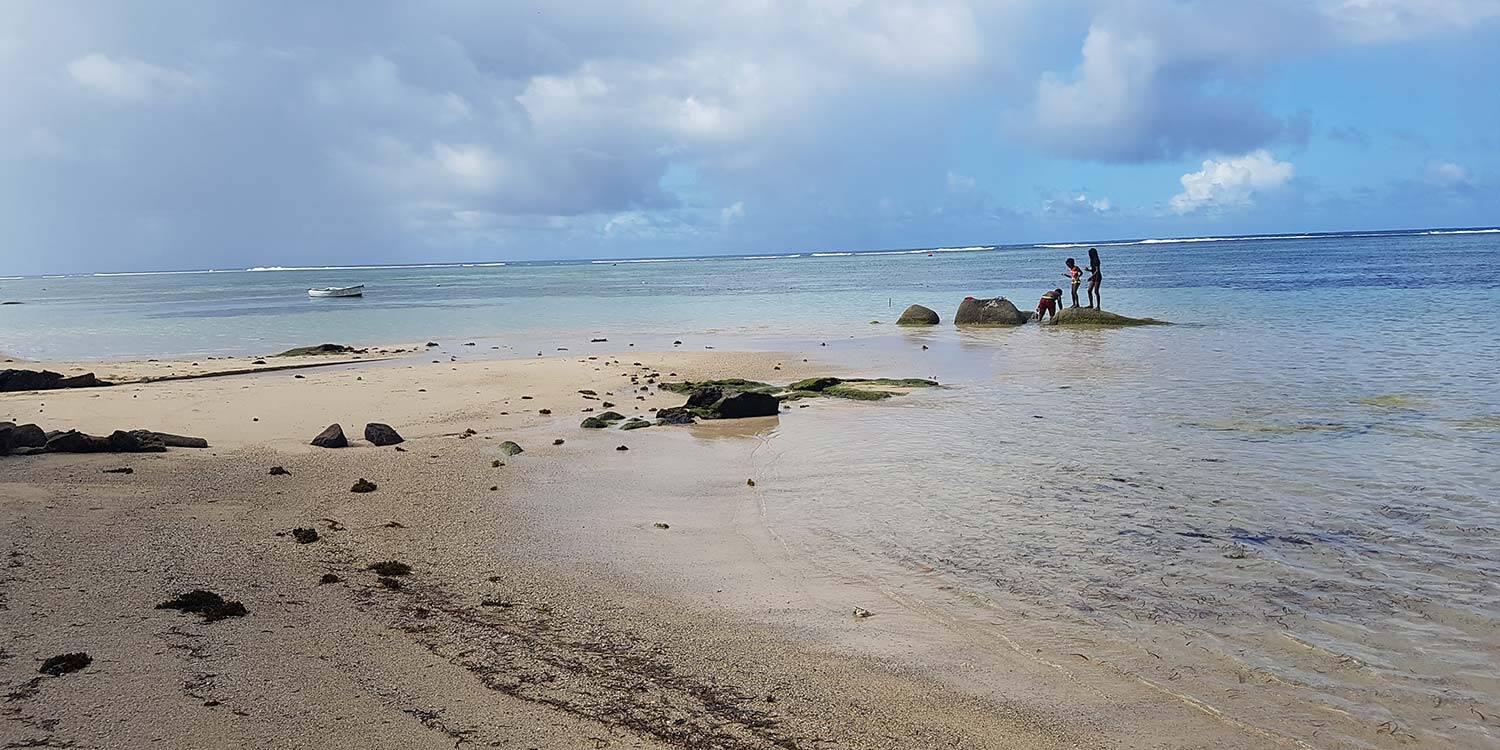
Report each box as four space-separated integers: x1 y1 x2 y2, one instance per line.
1 347 1282 749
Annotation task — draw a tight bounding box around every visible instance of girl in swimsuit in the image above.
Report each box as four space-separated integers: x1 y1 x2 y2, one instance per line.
1064 258 1083 307
1086 247 1103 310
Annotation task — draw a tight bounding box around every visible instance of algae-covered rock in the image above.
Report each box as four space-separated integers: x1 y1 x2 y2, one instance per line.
655 406 696 425
954 297 1031 326
581 417 609 429
823 385 895 401
498 441 524 456
659 379 776 395
275 343 364 357
596 411 626 422
788 377 842 392
1044 307 1169 327
620 418 652 430
896 304 940 326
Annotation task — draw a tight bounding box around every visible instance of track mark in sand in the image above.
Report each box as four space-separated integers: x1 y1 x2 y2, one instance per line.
379 581 809 750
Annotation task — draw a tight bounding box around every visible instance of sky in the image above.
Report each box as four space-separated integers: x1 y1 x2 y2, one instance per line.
1 1 1497 275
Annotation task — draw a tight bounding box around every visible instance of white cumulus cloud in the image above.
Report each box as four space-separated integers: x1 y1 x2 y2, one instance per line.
66 53 196 101
1425 161 1474 188
1171 150 1294 213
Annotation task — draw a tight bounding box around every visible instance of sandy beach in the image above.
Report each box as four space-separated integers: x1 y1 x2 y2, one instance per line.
0 342 1298 749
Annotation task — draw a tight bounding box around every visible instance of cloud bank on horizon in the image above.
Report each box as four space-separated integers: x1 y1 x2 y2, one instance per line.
0 1 1496 274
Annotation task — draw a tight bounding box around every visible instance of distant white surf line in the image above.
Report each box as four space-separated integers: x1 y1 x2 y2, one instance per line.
247 262 491 272
589 257 712 264
93 269 225 277
741 254 802 260
1423 228 1500 235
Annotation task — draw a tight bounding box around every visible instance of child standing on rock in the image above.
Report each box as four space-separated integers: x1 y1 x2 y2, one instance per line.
1064 258 1083 308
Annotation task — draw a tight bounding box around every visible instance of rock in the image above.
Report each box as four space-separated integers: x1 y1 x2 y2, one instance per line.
709 391 780 419
0 369 112 392
655 407 696 425
1044 307 1171 327
653 522 670 529
268 466 290 476
363 423 404 446
1 423 46 454
292 527 319 544
45 430 165 454
319 573 342 584
620 419 651 430
685 386 724 408
953 296 1031 326
553 438 565 445
580 417 609 429
616 445 629 451
852 606 873 619
425 342 439 347
275 344 362 357
896 304 940 325
597 411 626 422
788 377 842 392
103 467 134 474
747 479 756 487
350 478 377 493
367 560 411 576
538 409 552 415
498 441 524 456
38 653 92 676
156 590 247 622
311 424 348 448
131 430 207 448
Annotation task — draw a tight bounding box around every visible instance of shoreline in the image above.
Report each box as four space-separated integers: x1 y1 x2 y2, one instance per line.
0 345 1365 748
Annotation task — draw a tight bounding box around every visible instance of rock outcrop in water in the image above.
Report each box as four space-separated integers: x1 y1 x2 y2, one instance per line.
953 297 1031 326
896 304 940 326
275 344 366 357
0 369 111 392
1044 307 1170 327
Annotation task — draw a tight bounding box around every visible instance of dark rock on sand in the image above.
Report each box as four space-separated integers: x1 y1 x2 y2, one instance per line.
597 411 626 422
276 343 363 357
1 422 47 454
616 445 630 451
896 304 940 325
685 386 724 408
156 590 247 622
319 573 342 584
38 653 92 676
620 418 651 430
581 417 609 429
710 391 780 419
1044 307 1171 327
291 527 320 544
103 467 134 474
268 466 290 476
363 422 404 446
0 369 111 392
498 441 524 456
655 406 695 425
133 430 208 448
311 424 348 448
350 478 377 493
953 297 1031 326
787 377 842 392
367 560 412 576
45 430 166 454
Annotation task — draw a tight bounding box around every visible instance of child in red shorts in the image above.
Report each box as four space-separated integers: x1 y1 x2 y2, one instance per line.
1035 288 1063 322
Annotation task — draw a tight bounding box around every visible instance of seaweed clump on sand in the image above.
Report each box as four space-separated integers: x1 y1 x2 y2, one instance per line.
156 590 247 622
368 560 412 576
38 653 92 676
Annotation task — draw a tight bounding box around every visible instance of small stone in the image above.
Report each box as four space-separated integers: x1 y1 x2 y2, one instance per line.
363 423 404 446
616 445 629 451
268 466 290 476
311 424 348 448
38 653 91 676
498 441 523 456
367 560 411 576
103 467 134 474
291 527 319 544
747 479 756 487
318 573 341 585
553 438 564 445
350 478 377 493
852 607 873 619
538 409 552 415
491 459 503 467
653 522 670 529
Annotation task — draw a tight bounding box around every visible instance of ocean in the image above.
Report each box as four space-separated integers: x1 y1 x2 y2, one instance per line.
4 229 1499 747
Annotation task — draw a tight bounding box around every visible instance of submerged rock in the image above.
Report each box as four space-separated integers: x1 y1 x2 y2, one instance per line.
787 377 841 392
1044 307 1170 327
712 391 780 419
953 297 1031 326
896 304 940 326
0 369 111 392
311 424 348 448
363 422 404 446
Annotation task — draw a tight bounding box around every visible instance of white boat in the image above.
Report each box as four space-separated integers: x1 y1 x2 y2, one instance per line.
307 285 364 298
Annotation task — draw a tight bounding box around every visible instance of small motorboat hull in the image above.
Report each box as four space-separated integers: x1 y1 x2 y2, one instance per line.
308 285 364 298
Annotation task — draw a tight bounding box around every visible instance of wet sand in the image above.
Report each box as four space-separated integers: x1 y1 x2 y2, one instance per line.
2 346 1286 748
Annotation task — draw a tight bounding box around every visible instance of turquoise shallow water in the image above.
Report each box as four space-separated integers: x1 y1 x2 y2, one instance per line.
4 230 1499 746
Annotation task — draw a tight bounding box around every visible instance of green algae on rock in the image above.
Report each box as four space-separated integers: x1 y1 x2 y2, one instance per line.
1043 307 1169 327
896 304 940 326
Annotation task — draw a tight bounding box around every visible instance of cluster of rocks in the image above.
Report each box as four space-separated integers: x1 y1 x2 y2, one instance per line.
310 422 404 448
894 299 1169 327
2 422 208 456
0 369 111 393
